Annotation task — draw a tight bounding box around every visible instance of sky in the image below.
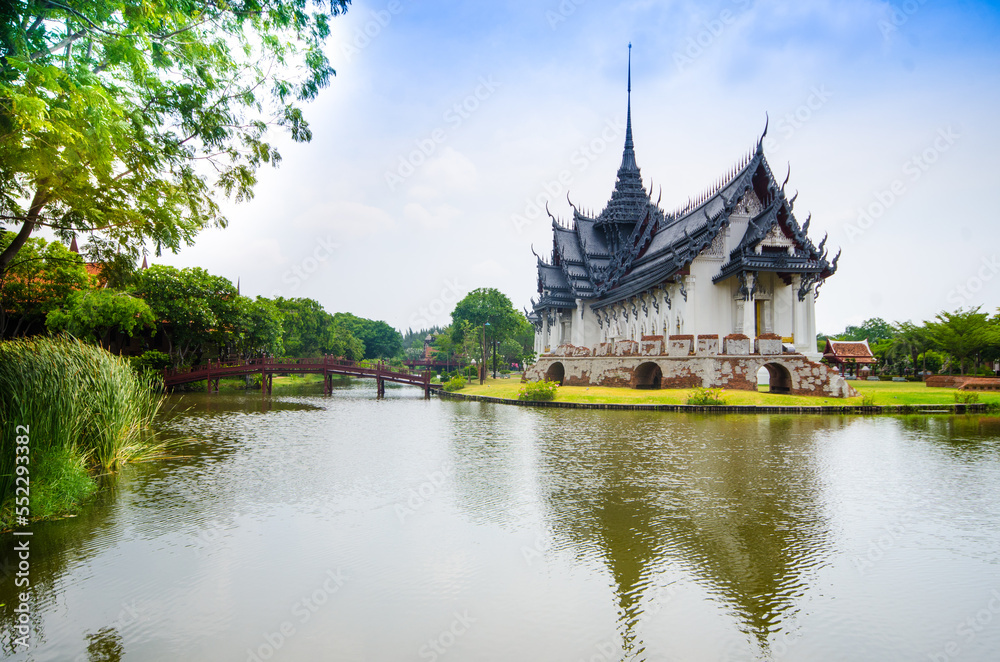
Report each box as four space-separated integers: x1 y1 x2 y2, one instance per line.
151 0 1000 335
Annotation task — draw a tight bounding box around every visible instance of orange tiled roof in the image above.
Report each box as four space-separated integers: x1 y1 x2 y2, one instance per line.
824 339 876 363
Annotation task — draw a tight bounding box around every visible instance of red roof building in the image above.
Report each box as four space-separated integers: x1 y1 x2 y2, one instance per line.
823 339 876 376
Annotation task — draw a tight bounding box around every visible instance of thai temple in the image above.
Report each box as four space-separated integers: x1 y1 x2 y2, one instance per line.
525 47 853 397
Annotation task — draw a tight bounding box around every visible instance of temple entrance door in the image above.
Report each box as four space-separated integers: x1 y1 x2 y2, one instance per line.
755 300 765 337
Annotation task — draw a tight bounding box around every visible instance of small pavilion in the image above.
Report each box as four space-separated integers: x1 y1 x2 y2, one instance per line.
822 339 876 377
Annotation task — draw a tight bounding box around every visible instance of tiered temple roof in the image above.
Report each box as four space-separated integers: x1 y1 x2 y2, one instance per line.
530 55 838 318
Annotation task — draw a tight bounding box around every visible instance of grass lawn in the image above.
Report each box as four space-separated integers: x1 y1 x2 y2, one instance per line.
453 377 1000 407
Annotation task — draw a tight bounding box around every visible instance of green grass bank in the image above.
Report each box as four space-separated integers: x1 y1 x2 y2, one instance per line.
452 378 1000 409
0 335 165 528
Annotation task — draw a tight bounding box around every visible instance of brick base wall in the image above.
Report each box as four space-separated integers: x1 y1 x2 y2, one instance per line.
525 354 856 398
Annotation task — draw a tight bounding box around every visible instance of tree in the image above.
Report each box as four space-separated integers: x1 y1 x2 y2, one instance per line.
229 296 284 359
275 297 330 356
0 1 351 276
325 319 365 361
451 288 521 384
273 297 363 360
0 234 91 337
499 339 523 365
333 312 402 359
871 338 902 376
431 326 460 373
892 321 932 379
45 289 154 346
838 318 896 343
925 308 994 375
131 264 235 366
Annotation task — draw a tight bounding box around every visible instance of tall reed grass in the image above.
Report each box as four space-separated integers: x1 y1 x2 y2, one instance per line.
0 335 165 524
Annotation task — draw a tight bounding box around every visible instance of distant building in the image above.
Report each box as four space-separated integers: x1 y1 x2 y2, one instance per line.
822 339 876 377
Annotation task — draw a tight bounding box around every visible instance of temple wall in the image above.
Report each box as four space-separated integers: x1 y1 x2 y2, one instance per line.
541 278 813 346
524 351 856 398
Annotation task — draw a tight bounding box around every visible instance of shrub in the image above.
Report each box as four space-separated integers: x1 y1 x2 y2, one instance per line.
860 394 876 406
443 376 467 392
954 391 980 404
130 349 171 373
687 387 726 405
518 380 558 401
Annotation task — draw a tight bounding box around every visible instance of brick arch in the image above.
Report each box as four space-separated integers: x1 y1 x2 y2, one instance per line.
760 362 793 394
545 362 565 385
633 362 663 389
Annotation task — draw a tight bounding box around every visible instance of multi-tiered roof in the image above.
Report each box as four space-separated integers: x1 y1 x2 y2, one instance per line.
531 53 839 318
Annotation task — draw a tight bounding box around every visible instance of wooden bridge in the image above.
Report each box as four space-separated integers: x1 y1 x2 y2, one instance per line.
162 356 436 398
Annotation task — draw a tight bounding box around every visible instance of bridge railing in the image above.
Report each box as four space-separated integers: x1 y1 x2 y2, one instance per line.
163 356 433 384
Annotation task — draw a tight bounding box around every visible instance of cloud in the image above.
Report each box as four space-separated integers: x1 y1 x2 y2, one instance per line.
290 200 395 239
404 202 462 230
413 147 480 195
469 259 510 285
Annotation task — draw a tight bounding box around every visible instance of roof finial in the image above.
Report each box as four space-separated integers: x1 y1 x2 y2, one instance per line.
619 43 637 172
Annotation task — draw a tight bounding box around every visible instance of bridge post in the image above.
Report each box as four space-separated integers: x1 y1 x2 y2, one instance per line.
206 361 211 393
423 371 431 398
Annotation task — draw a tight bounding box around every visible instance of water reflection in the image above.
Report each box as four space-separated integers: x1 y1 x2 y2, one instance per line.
533 413 841 656
84 626 124 661
3 388 1000 661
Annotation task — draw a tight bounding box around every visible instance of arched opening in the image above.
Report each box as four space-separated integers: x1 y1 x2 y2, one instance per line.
756 366 770 391
761 362 792 394
545 362 565 386
634 362 663 389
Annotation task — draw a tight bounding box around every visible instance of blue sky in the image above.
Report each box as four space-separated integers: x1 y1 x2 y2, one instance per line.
156 0 1000 334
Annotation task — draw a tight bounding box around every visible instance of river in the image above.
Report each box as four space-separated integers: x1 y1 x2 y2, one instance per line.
3 381 1000 661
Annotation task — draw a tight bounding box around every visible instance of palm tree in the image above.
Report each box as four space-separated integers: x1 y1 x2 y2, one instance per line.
892 321 932 379
925 308 992 376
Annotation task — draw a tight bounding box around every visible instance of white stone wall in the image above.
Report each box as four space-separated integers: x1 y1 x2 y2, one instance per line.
534 274 818 353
